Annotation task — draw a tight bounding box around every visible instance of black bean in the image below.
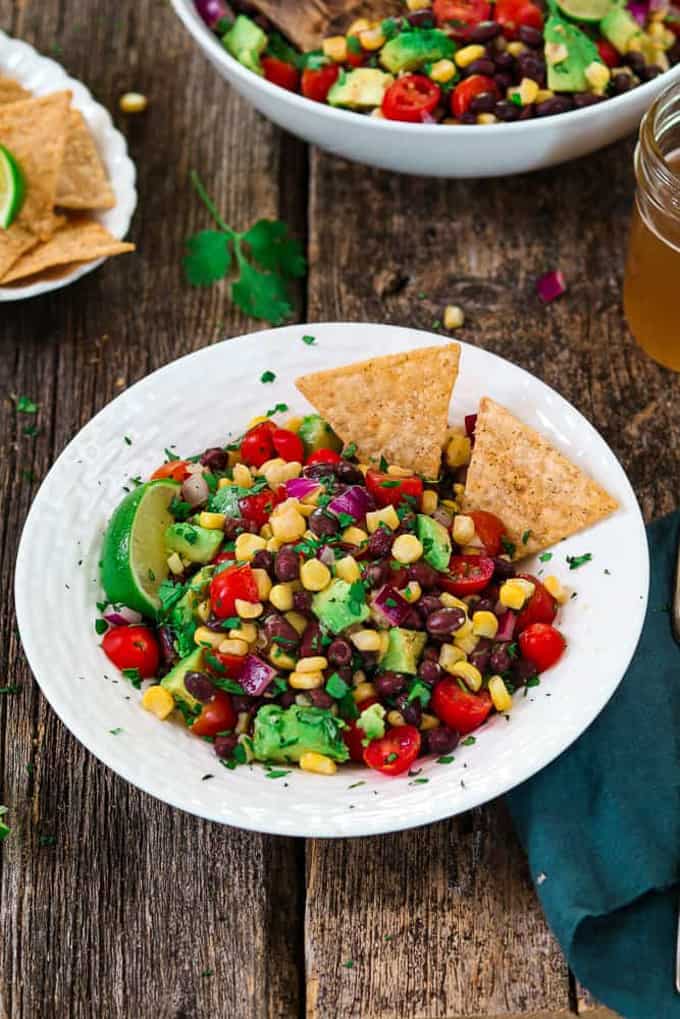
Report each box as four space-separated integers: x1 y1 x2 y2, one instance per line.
364 560 391 590
494 51 515 70
473 597 496 614
494 98 519 120
336 460 364 485
490 645 511 674
262 613 299 648
303 462 338 481
403 608 425 631
492 556 515 579
494 73 515 94
308 689 334 709
460 111 477 124
469 20 502 42
470 91 498 114
419 594 443 618
518 103 536 119
407 561 439 590
223 516 255 540
423 644 441 662
517 53 546 84
519 24 543 47
231 694 254 715
573 92 606 108
200 447 229 471
299 621 322 658
158 625 178 666
536 95 573 117
308 508 340 538
184 671 216 703
406 9 435 27
465 58 496 78
470 647 491 674
611 72 632 94
292 589 312 615
274 546 300 582
427 607 466 637
425 726 460 756
639 64 663 82
418 659 441 685
367 527 394 558
389 567 409 589
395 692 422 728
214 733 239 759
278 690 296 709
396 511 417 534
431 506 453 529
513 656 538 685
251 549 274 574
375 671 406 698
625 51 645 73
326 639 351 668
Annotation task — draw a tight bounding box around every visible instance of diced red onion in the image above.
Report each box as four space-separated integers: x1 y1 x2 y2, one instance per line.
237 655 276 696
285 477 321 501
195 0 231 28
495 611 516 642
181 472 210 507
318 545 336 566
536 270 567 304
464 413 478 438
327 485 372 521
103 605 143 627
371 585 412 627
627 0 649 22
649 0 667 11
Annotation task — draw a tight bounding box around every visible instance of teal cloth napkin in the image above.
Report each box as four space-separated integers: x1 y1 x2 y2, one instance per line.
506 512 680 1019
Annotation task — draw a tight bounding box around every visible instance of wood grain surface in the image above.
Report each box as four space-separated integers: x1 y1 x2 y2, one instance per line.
2 0 676 1017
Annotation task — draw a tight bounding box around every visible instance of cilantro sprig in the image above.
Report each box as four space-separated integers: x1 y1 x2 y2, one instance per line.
183 171 306 325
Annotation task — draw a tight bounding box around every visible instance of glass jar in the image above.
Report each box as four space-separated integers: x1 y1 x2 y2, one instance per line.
623 79 680 371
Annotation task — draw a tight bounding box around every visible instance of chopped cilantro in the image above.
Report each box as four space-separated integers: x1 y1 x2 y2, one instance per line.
109 727 124 735
407 680 431 707
260 370 276 384
510 92 522 106
16 396 38 414
302 334 316 345
538 552 553 562
266 403 289 416
346 33 362 53
385 752 398 763
265 768 290 779
432 320 441 330
170 497 192 521
348 780 366 789
501 537 516 558
158 578 186 615
566 552 592 570
526 676 541 688
348 580 366 616
437 755 455 764
342 959 355 969
379 455 388 472
326 672 349 699
124 435 132 446
507 642 518 658
342 442 357 458
461 735 476 746
201 969 214 978
121 667 142 690
148 568 156 582
380 480 400 488
219 616 241 629
164 447 180 462
336 511 356 529
409 777 429 785
212 677 246 695
522 529 532 545
94 618 108 635
232 742 248 765
338 689 359 720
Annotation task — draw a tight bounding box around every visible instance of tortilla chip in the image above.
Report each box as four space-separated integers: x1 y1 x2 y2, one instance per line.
462 397 618 558
0 91 71 241
0 76 31 105
0 216 134 284
295 344 461 478
0 223 40 281
56 110 116 210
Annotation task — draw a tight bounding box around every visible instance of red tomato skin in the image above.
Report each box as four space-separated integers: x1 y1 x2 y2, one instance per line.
209 564 259 619
101 625 160 678
213 550 236 565
363 725 422 776
433 0 492 37
301 64 340 101
441 555 495 597
431 680 493 734
451 75 498 118
261 56 299 92
345 41 366 67
596 39 620 67
191 690 237 738
365 469 424 508
514 573 557 633
468 510 506 556
150 460 190 482
240 422 276 468
518 623 566 673
494 0 543 38
342 697 378 762
272 428 305 463
205 650 245 679
239 485 286 530
382 74 442 122
305 448 342 467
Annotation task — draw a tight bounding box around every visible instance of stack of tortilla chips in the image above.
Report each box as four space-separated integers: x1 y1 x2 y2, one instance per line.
0 77 134 285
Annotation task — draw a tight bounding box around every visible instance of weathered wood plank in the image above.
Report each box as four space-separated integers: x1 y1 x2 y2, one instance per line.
0 2 306 1017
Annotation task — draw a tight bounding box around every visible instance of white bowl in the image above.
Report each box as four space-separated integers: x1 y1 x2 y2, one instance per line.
0 31 137 301
170 0 680 177
15 323 648 838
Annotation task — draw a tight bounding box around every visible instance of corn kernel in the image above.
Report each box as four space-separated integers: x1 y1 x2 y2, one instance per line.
366 505 400 533
269 644 296 671
455 44 486 67
406 0 430 8
488 675 513 713
284 611 308 635
348 17 371 33
585 60 610 92
446 433 472 471
461 545 482 555
543 574 568 604
360 26 385 49
228 622 258 644
142 685 174 720
260 523 273 539
535 88 555 102
509 77 539 105
194 626 223 649
430 58 457 83
251 568 272 602
232 463 253 488
300 559 332 592
454 632 479 655
266 537 283 552
353 681 377 703
452 513 475 545
119 91 148 114
440 592 468 613
261 458 302 489
472 610 499 639
323 35 348 62
271 506 306 543
235 598 263 619
507 40 528 56
235 532 266 562
378 631 390 657
439 643 467 673
386 464 413 478
197 599 211 623
392 534 423 564
387 709 406 727
218 637 249 656
352 669 367 688
218 477 233 489
545 41 568 63
499 578 535 610
419 713 440 731
248 415 269 428
443 304 465 330
297 656 328 673
350 629 382 652
198 511 225 530
421 490 438 515
289 670 325 690
300 751 337 775
297 502 315 518
270 582 296 612
285 416 303 433
235 711 250 735
167 552 184 576
342 526 368 545
450 660 483 692
402 580 422 604
335 555 361 584
476 113 497 125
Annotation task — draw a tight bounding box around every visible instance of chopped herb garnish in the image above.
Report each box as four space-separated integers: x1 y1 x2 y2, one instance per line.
164 447 180 462
507 642 518 659
566 552 592 570
220 616 241 629
170 497 192 521
94 618 108 636
501 537 516 558
326 672 349 699
201 969 214 978
109 727 123 735
437 755 455 764
380 480 400 488
348 780 366 789
124 435 132 446
302 334 316 345
522 529 532 545
526 676 541 688
385 752 398 763
409 777 429 785
265 768 291 779
538 552 553 562
232 742 248 765
379 455 388 472
342 441 357 458
260 370 276 384
121 667 142 690
342 959 355 969
266 402 289 416
461 736 476 746
347 33 362 53
407 680 431 707
16 396 38 414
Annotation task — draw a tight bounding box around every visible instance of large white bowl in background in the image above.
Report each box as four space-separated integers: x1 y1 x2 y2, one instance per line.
170 0 680 178
15 324 648 838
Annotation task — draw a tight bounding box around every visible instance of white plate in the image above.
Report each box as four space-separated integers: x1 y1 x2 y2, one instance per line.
15 324 648 838
0 31 137 301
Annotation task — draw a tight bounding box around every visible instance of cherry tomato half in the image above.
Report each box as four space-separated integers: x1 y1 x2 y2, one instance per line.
240 421 276 469
272 428 305 463
433 0 492 37
210 563 259 619
239 485 286 530
431 679 493 735
205 649 245 680
382 74 442 123
150 459 190 482
301 64 340 102
261 56 299 92
363 725 422 776
451 74 498 118
469 510 506 556
213 550 236 565
342 697 379 762
440 554 495 596
494 0 543 38
305 448 342 467
345 38 366 67
518 623 566 673
596 38 620 67
515 573 557 633
101 625 160 678
191 690 237 738
365 469 424 508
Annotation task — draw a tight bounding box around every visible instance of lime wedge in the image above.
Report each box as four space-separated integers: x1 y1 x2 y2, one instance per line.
101 479 181 619
0 144 25 229
556 0 614 21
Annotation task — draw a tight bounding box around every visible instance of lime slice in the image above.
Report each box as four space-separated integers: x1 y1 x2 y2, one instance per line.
0 144 25 229
556 0 614 21
101 479 181 619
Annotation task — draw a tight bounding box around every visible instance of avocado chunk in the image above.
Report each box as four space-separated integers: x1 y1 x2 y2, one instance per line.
544 13 601 92
600 6 644 54
165 523 223 565
416 514 452 572
380 628 427 675
297 414 343 455
312 578 370 634
357 703 386 744
160 647 204 710
170 565 214 657
327 68 394 110
222 14 267 75
253 704 349 763
380 29 455 73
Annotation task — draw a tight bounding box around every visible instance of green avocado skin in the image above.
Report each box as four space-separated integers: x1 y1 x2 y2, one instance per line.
253 705 350 764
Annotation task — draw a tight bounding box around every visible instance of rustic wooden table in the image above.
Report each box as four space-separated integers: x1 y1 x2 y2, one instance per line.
2 2 678 1017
